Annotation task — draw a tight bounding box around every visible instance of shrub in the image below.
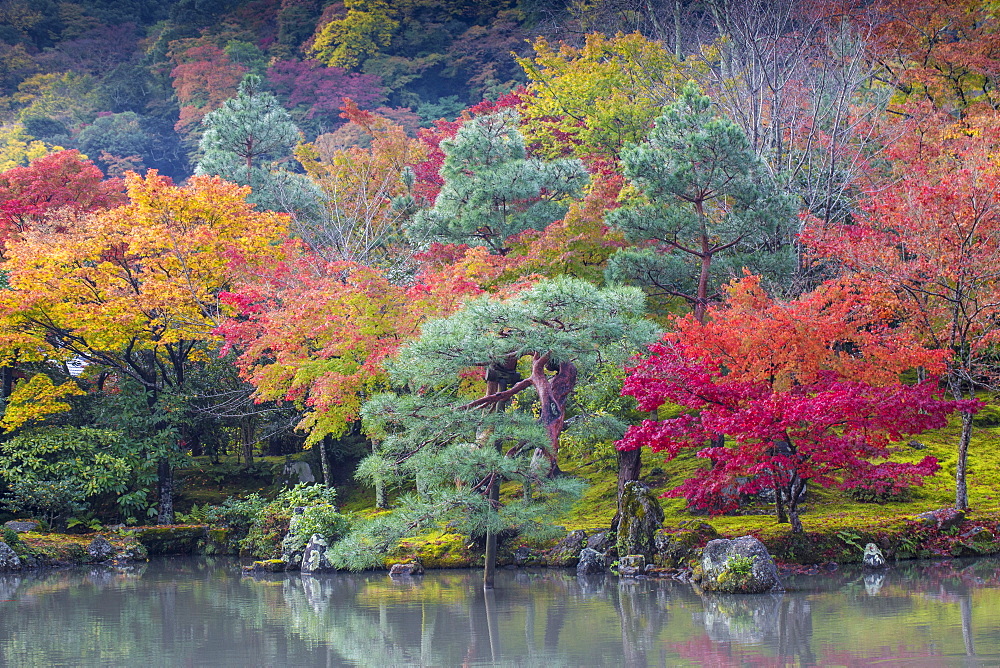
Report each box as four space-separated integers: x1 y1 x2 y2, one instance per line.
2 479 87 529
282 504 352 554
213 483 348 559
841 457 940 504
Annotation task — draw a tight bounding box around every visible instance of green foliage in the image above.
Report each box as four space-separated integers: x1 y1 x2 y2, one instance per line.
195 73 322 219
343 276 657 571
282 503 352 555
233 483 343 559
65 515 103 532
75 111 155 172
206 493 267 540
606 83 797 313
2 479 86 529
0 426 140 519
407 109 588 254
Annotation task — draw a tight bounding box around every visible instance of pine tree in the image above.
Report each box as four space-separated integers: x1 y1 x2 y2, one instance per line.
335 276 659 588
407 109 589 255
606 83 797 321
195 74 321 220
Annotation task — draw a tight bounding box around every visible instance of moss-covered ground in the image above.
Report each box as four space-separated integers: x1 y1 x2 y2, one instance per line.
11 409 994 568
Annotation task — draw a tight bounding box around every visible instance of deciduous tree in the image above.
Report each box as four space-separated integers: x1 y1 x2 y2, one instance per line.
618 275 973 531
294 100 424 265
801 118 1000 509
516 32 702 161
0 171 287 523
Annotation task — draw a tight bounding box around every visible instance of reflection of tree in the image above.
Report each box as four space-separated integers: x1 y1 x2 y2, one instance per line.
3 557 1000 665
614 578 670 668
699 590 815 665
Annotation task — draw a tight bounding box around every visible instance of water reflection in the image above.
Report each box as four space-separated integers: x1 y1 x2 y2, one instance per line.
0 557 999 666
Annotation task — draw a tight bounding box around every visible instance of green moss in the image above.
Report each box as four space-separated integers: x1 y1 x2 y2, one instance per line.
386 531 474 569
133 525 209 555
249 559 286 572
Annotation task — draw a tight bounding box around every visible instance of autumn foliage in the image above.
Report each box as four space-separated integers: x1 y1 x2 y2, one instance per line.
617 275 975 530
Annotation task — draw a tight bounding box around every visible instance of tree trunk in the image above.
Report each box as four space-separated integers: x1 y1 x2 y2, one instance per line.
483 474 500 590
774 482 788 524
532 356 578 475
241 417 255 466
955 411 974 509
0 365 12 401
157 458 174 525
786 475 805 533
319 434 332 486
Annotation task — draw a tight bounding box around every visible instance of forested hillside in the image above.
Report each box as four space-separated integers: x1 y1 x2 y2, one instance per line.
0 0 998 564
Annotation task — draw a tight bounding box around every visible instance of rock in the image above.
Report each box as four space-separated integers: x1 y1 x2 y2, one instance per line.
862 543 886 569
585 530 613 556
244 559 286 573
617 554 645 577
4 520 39 533
300 534 334 574
279 507 307 570
86 535 117 562
279 461 315 487
576 548 606 575
389 561 424 576
512 545 545 567
0 541 21 571
697 536 780 594
654 522 718 568
616 481 664 561
915 507 965 530
548 530 588 567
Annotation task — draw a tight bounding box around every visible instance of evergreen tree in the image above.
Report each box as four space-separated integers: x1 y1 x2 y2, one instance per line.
334 276 658 588
195 74 321 220
407 109 588 255
606 83 797 321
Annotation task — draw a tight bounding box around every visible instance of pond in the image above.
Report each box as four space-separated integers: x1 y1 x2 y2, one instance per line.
1 557 999 667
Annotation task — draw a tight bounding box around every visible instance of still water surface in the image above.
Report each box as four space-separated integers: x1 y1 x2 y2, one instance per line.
1 556 1000 667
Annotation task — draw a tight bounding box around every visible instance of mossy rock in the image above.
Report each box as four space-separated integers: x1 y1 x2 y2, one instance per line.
387 531 475 569
654 522 718 568
246 559 286 573
547 529 588 567
204 527 238 555
616 482 664 561
133 525 209 555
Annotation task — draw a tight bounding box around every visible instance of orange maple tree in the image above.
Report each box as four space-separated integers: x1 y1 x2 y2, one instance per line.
0 171 287 522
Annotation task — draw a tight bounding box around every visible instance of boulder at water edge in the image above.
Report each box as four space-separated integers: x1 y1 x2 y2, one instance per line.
862 543 886 570
86 535 117 562
0 541 21 571
389 561 424 576
548 530 588 567
616 481 664 561
576 547 606 575
697 536 780 594
301 534 335 574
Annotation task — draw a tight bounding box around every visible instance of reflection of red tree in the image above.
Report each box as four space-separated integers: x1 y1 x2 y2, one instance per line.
671 636 768 667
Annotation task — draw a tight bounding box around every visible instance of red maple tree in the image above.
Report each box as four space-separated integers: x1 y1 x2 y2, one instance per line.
617 275 975 531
